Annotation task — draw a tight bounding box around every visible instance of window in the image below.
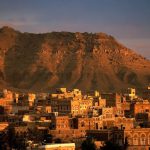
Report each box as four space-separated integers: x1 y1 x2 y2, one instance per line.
127 135 132 145
81 121 85 127
133 134 138 145
148 134 150 145
146 109 149 112
140 134 146 145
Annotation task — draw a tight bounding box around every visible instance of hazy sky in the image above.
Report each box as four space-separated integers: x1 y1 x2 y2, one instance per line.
0 0 150 59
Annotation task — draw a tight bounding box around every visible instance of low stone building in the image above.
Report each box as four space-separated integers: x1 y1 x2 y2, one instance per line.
125 127 150 150
38 143 75 150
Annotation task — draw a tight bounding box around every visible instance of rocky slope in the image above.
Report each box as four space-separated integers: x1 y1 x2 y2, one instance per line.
0 26 150 92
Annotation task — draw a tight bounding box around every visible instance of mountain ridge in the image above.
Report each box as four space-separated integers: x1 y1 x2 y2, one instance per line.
0 26 150 92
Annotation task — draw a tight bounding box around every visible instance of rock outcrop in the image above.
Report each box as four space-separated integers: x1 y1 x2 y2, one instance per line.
0 26 150 92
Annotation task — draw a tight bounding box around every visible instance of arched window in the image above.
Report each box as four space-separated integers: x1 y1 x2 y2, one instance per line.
140 134 146 145
148 134 150 145
133 134 138 145
81 121 85 127
127 134 132 145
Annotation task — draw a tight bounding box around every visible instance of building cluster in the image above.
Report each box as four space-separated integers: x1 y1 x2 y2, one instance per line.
0 87 150 150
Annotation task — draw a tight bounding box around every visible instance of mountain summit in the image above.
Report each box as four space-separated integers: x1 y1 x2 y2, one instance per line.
0 27 150 91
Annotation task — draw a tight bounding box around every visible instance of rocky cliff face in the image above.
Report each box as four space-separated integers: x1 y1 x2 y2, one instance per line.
0 26 150 92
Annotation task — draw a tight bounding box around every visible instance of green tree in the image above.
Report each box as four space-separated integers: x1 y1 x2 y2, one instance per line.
54 138 62 143
8 126 26 150
100 141 122 150
43 133 53 143
8 126 15 149
81 137 96 150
